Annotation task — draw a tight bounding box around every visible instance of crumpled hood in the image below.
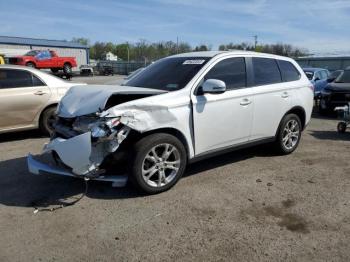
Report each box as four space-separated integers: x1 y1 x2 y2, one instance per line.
57 84 165 117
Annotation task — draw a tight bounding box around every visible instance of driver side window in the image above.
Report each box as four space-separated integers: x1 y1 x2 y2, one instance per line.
204 57 246 90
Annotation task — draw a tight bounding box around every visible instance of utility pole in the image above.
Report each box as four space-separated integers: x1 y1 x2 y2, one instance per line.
253 35 258 49
127 45 130 62
176 36 179 54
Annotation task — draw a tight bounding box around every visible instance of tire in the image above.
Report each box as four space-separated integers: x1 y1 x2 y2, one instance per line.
275 114 302 155
318 98 328 115
51 68 59 73
63 63 72 74
337 122 347 133
26 62 35 68
129 133 187 194
40 106 57 136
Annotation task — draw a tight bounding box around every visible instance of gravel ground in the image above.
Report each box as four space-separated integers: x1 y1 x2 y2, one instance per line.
0 75 349 262
0 115 349 261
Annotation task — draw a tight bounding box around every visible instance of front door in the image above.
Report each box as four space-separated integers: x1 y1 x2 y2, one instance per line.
191 57 253 155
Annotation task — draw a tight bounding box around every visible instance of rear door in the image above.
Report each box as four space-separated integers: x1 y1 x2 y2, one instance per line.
191 57 254 155
0 69 51 130
249 58 298 140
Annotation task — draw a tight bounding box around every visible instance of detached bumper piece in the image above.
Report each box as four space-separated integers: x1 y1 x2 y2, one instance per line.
27 154 128 187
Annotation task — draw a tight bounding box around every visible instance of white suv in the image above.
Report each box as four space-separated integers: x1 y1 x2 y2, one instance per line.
28 51 313 194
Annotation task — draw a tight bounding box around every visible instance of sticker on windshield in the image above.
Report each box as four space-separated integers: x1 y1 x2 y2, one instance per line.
183 60 205 65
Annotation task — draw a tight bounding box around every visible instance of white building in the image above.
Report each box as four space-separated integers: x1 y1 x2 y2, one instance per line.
105 52 118 61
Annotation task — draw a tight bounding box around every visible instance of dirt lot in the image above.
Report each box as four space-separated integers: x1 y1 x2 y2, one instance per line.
0 77 349 261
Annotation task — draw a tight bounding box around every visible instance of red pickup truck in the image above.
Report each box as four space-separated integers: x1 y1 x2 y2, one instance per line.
9 50 77 74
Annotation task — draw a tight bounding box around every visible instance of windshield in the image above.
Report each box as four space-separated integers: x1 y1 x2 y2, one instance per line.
335 70 350 83
25 50 40 56
329 70 343 80
304 71 314 80
125 57 210 91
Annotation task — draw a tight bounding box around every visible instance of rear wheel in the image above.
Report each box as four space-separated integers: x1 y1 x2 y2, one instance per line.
40 106 57 136
63 63 72 74
129 133 187 194
275 114 302 155
26 62 35 68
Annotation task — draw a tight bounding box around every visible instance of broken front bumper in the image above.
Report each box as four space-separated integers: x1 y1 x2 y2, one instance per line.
27 154 128 187
27 130 130 187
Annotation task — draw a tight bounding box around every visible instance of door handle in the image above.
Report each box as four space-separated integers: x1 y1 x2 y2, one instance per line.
240 98 252 106
281 92 289 98
34 90 47 96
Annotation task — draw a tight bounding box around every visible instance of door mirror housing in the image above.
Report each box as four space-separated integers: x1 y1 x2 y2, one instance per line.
202 79 226 94
314 77 320 82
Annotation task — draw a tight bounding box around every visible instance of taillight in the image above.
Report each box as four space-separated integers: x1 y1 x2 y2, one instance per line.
308 83 314 92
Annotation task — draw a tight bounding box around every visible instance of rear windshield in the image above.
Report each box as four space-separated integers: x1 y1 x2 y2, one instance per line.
335 70 350 83
25 50 40 56
125 57 210 91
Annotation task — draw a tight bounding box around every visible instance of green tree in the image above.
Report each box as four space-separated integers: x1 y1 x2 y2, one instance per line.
71 37 90 46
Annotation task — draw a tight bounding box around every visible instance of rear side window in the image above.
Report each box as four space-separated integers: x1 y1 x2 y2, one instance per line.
204 57 246 90
252 58 281 86
0 69 45 88
277 60 301 82
32 75 46 86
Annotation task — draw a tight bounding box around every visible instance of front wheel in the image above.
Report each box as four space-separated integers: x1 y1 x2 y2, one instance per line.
129 133 187 194
319 98 329 115
275 114 302 155
26 62 35 68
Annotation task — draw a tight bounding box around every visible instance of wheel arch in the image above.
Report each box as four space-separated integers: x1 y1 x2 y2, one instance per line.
275 106 306 137
130 127 192 159
38 103 58 126
26 61 36 67
63 61 72 67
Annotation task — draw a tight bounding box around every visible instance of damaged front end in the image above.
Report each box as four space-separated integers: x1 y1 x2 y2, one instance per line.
27 84 176 187
28 113 131 187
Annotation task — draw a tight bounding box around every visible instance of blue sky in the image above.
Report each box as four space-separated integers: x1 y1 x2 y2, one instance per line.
1 0 350 54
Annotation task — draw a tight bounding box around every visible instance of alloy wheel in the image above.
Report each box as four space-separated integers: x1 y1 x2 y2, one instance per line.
141 143 181 187
282 119 300 150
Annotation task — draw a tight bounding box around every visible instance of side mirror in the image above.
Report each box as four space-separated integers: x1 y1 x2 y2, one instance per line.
327 77 336 83
314 77 320 82
202 79 226 94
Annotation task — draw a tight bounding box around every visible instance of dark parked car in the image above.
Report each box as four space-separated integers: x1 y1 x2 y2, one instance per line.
319 69 350 114
303 68 330 98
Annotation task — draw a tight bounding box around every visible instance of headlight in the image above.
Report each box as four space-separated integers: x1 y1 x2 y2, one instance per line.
91 125 107 137
105 117 120 129
73 116 121 137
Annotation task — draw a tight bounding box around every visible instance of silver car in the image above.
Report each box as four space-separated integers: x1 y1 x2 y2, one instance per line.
0 65 83 134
